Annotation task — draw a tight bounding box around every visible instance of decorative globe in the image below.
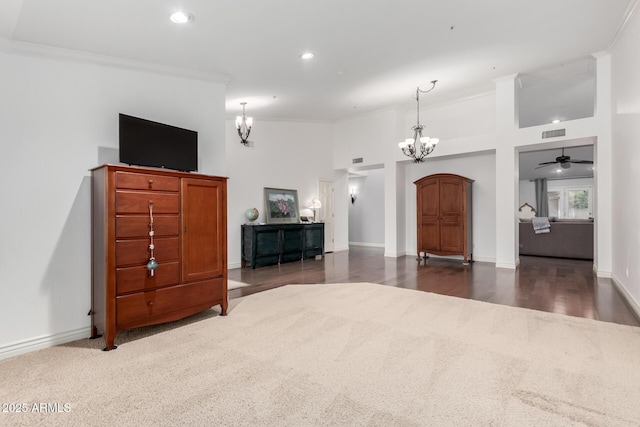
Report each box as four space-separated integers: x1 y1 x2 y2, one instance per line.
245 208 259 223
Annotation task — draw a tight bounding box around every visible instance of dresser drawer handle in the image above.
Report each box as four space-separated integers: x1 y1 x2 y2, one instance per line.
148 301 154 306
148 179 154 189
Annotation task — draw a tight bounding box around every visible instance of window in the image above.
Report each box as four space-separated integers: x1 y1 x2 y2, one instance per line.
548 186 592 219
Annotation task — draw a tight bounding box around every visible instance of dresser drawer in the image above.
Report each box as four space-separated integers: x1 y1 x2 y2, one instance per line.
115 237 179 267
116 278 223 328
116 261 180 295
116 215 179 238
116 171 180 192
116 191 179 214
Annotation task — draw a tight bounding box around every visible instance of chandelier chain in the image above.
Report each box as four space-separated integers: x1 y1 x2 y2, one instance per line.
398 80 439 163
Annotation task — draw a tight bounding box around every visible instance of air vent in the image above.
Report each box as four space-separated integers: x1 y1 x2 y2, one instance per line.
542 129 566 139
352 157 363 164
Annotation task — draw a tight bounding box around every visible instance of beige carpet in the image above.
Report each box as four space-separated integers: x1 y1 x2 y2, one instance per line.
2 283 640 426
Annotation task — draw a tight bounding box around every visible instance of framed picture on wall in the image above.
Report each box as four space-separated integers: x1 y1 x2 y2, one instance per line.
264 187 300 224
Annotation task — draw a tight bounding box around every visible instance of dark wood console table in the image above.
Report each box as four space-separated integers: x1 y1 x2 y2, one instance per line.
241 223 324 268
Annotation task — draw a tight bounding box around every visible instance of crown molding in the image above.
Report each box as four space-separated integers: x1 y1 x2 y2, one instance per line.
607 0 640 51
0 37 231 84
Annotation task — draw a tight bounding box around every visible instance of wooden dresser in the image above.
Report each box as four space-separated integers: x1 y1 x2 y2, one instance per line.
415 173 473 265
91 164 227 350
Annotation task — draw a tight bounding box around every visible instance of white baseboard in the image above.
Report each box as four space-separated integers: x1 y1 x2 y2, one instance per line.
384 251 407 258
228 262 243 270
333 245 350 252
349 242 385 248
495 262 517 269
611 274 640 320
593 264 612 278
0 326 91 361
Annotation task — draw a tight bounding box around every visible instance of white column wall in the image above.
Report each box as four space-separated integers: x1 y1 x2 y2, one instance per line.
611 7 640 312
494 75 519 269
593 52 614 277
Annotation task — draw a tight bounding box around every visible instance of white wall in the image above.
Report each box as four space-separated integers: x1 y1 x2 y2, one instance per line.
519 181 536 209
225 119 342 268
333 108 401 171
0 51 226 358
404 151 497 262
611 6 640 311
348 169 385 246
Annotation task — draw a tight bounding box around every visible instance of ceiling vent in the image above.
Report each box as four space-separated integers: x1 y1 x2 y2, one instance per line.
352 157 364 164
542 129 566 139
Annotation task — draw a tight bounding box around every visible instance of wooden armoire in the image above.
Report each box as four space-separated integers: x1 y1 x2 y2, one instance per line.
91 164 228 350
414 173 473 265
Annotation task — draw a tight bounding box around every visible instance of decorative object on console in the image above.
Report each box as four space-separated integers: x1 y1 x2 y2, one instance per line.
307 198 322 222
245 207 259 224
299 208 314 223
350 188 357 204
264 187 300 224
235 102 253 145
398 80 439 163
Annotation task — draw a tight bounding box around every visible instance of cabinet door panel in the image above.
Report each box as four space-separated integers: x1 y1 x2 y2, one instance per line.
440 222 463 252
281 228 303 262
419 179 440 251
255 229 280 255
439 179 464 251
181 178 225 282
303 225 324 258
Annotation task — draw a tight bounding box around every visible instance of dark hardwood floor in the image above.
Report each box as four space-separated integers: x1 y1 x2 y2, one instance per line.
228 246 640 327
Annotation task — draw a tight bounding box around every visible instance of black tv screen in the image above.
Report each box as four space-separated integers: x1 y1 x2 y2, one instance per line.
119 114 198 172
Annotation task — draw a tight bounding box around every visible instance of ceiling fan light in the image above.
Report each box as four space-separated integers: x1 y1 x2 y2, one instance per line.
561 162 571 169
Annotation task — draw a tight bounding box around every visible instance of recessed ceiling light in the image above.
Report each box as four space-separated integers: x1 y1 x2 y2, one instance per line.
301 52 314 60
551 119 561 124
170 11 193 24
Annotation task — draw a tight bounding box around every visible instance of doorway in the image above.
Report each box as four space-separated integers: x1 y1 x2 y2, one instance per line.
319 180 335 253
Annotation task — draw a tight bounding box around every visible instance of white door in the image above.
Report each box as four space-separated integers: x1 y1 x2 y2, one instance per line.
319 180 334 252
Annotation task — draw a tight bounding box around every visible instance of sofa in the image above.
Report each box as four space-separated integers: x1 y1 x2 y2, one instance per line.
519 218 594 260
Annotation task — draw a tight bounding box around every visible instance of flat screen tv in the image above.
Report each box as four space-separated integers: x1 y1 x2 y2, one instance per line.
119 113 198 172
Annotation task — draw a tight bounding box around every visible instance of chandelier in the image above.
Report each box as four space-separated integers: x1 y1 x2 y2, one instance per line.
398 80 439 163
235 102 253 145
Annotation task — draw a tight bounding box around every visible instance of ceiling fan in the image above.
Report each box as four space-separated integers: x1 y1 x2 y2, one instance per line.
535 147 594 169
